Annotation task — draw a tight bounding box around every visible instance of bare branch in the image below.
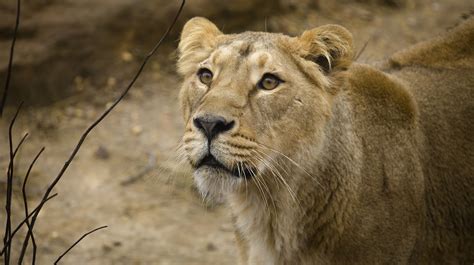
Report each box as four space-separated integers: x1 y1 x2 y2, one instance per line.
355 38 370 61
0 193 57 256
121 152 156 186
13 133 28 157
17 147 45 265
54 226 108 265
3 102 23 264
0 0 21 117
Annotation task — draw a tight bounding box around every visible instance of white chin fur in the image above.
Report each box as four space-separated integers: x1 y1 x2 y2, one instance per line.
193 168 242 204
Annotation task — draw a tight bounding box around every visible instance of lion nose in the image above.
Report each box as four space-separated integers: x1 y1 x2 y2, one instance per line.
193 114 235 140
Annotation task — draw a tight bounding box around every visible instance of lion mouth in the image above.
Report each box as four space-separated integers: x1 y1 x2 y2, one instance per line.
196 154 254 179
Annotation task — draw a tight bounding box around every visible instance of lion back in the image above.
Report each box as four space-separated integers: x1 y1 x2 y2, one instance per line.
389 17 474 69
385 17 474 263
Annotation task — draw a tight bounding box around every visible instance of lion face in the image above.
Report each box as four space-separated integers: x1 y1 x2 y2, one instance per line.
177 17 353 199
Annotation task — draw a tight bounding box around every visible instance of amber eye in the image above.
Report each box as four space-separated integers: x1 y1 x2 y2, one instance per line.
197 68 213 85
258 73 283 90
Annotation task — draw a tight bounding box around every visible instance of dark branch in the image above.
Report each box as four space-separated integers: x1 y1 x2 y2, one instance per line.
54 226 108 265
3 102 23 264
0 0 21 117
13 133 28 157
0 193 57 256
120 152 156 186
17 147 45 265
355 38 370 61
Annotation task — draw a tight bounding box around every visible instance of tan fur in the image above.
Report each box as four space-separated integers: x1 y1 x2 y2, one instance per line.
177 17 474 264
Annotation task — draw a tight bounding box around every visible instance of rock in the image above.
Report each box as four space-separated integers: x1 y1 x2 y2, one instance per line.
131 125 142 135
102 244 113 253
206 242 217 251
106 77 117 88
94 145 110 160
120 51 133 62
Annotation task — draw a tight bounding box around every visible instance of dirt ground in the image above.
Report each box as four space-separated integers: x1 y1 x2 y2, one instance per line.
0 0 473 264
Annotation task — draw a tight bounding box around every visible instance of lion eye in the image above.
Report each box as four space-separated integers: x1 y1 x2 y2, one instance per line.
197 68 213 85
258 73 283 90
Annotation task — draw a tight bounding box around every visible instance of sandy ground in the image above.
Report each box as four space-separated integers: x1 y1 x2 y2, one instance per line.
0 0 473 264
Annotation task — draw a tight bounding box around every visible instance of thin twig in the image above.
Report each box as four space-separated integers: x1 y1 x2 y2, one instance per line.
54 226 108 265
19 0 186 259
13 133 28 157
0 193 57 256
0 0 21 117
120 152 156 186
17 147 45 265
1 130 28 264
355 38 370 61
3 102 23 264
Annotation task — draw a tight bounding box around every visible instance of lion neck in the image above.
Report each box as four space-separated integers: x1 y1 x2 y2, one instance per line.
227 90 363 264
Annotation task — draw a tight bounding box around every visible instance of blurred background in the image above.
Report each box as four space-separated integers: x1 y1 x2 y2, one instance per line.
0 0 472 264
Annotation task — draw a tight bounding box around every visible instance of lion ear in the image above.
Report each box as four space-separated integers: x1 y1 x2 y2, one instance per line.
298 24 353 73
178 17 222 76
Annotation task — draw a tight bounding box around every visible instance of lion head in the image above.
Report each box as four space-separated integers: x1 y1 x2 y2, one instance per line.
177 17 353 201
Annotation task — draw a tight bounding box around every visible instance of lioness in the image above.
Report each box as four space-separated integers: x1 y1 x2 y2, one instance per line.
177 16 474 264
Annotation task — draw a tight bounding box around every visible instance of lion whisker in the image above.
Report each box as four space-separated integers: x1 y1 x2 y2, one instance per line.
247 162 272 213
247 160 277 215
252 150 301 209
256 143 321 187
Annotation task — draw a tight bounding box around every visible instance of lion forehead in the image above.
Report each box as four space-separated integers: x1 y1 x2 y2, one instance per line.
207 38 281 84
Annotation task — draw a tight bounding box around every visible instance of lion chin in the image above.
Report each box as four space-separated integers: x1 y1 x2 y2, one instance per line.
192 150 256 202
177 16 474 265
193 166 241 203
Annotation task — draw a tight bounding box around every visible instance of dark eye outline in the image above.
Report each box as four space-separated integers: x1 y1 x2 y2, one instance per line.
197 68 213 85
257 73 284 90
